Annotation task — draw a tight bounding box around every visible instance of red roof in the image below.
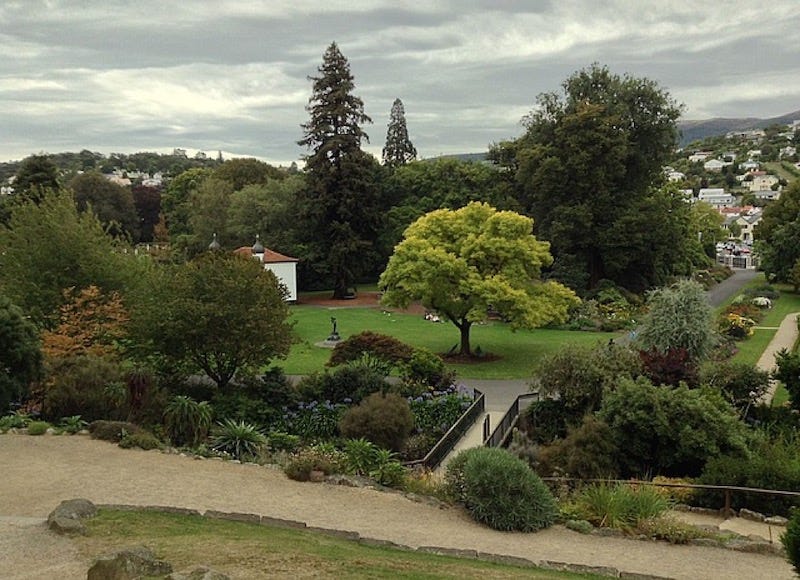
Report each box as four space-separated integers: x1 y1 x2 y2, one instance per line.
233 246 299 263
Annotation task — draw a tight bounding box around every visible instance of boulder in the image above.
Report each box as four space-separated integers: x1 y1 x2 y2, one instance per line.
47 498 98 535
87 546 172 580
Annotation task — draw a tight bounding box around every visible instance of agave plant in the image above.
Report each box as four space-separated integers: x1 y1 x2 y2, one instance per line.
211 419 267 461
163 395 212 447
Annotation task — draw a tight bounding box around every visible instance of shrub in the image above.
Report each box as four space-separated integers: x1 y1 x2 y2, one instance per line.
339 392 414 452
118 431 162 450
369 449 407 488
328 331 413 369
0 411 30 432
532 342 641 418
445 447 557 532
342 438 380 475
598 377 749 477
42 355 126 421
26 420 50 435
783 509 800 576
163 395 212 447
267 431 300 453
637 280 716 363
697 435 800 516
281 400 348 442
699 361 770 418
522 399 570 444
774 349 800 412
211 419 267 461
638 516 710 544
284 444 344 482
399 347 456 391
534 415 619 479
571 483 670 530
743 285 780 301
402 433 438 461
408 390 471 439
638 348 698 387
403 468 452 502
296 362 389 405
58 415 88 434
211 368 298 427
88 420 146 443
718 312 756 340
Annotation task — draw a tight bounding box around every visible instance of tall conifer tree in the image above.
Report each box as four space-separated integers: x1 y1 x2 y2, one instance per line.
382 98 416 167
299 42 381 299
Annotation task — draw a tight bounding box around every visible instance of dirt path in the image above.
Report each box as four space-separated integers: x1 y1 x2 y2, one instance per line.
0 436 793 580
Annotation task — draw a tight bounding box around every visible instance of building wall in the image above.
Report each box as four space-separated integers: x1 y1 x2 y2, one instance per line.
265 262 297 301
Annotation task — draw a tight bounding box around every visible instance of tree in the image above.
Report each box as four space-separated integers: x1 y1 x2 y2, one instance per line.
379 202 578 356
13 154 59 203
131 184 162 243
382 98 417 167
755 180 800 282
161 167 213 239
298 42 382 299
213 158 285 191
773 349 800 411
491 64 684 292
0 295 43 412
130 252 293 390
637 279 716 363
69 171 139 240
0 191 143 327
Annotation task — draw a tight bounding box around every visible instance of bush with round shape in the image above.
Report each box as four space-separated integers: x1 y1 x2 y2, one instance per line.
328 331 413 368
284 444 344 482
26 420 50 435
211 419 267 461
296 362 389 405
42 355 126 422
118 431 162 450
783 509 800 575
58 415 88 434
534 415 619 479
445 447 557 532
88 420 146 442
339 392 413 452
399 347 455 391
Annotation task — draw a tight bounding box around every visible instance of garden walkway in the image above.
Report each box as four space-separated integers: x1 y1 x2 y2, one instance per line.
756 311 800 405
0 435 793 580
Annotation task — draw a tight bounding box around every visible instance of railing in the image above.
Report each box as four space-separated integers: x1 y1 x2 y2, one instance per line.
403 388 484 471
541 477 800 518
484 392 539 448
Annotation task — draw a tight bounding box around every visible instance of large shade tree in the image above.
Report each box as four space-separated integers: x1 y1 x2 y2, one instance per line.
379 202 578 356
491 64 684 292
0 295 43 412
755 179 800 282
130 252 294 390
298 42 383 298
69 171 139 240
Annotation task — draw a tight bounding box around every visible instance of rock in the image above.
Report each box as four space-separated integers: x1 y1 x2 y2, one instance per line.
765 515 789 526
324 474 362 487
47 498 97 535
167 565 230 580
738 508 765 522
309 470 325 483
87 546 173 579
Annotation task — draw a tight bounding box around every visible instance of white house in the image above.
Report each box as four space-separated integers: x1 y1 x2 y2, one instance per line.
747 174 779 193
688 151 713 162
740 159 760 171
698 188 736 208
703 159 728 172
753 189 781 201
226 236 299 301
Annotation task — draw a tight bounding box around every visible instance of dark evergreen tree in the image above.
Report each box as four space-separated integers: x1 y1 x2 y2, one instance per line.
382 98 417 167
14 154 59 204
298 42 382 299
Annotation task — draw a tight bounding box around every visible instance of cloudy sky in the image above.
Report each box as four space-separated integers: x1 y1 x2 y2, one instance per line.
1 1 799 165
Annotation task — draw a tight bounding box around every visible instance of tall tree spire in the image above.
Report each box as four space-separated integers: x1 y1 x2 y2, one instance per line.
382 98 416 167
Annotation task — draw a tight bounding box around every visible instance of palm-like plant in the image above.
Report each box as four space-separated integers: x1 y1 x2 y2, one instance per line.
211 419 267 461
163 395 212 447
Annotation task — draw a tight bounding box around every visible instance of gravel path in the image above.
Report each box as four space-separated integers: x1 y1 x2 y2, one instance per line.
0 436 793 580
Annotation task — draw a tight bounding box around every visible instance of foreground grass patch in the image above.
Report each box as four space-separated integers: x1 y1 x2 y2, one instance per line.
76 509 598 579
282 305 617 379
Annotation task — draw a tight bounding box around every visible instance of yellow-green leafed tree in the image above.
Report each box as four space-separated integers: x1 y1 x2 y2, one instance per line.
379 202 579 356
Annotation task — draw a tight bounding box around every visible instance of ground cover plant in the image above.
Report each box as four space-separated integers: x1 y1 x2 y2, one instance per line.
75 509 598 580
283 304 617 379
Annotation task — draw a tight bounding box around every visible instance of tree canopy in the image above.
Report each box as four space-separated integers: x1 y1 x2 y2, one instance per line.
755 179 800 282
129 252 294 389
379 202 578 355
298 42 383 298
69 171 139 240
491 64 685 292
13 154 59 203
382 98 417 168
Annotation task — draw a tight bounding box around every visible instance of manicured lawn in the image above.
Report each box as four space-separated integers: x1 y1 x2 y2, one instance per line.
76 509 599 580
281 305 617 379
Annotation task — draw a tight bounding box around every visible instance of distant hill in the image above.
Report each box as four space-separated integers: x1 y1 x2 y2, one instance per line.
679 109 800 146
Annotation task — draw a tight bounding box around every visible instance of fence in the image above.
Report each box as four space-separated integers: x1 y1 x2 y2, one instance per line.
403 388 484 471
541 477 800 517
484 392 540 448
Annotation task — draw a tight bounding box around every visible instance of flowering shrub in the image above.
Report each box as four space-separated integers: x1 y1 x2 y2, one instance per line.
719 313 756 340
751 296 772 308
279 400 348 442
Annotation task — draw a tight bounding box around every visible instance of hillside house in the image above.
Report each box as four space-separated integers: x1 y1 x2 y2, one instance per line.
747 174 779 192
688 151 713 162
698 188 736 208
703 158 728 172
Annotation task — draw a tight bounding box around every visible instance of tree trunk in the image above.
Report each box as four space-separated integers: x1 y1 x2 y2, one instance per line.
332 271 348 300
459 320 472 356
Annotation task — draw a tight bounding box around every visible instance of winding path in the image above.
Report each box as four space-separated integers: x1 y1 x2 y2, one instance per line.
0 435 794 580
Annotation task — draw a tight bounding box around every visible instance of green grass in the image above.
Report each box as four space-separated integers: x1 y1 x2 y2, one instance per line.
281 305 617 379
76 509 599 579
773 384 790 407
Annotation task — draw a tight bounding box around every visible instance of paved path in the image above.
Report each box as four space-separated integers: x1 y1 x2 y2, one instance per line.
756 312 800 404
0 436 793 580
707 268 760 307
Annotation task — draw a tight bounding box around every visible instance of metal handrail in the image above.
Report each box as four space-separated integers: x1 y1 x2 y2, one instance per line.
403 388 485 471
485 391 539 448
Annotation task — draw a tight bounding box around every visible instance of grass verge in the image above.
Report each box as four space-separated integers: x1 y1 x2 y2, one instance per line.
75 509 599 579
281 305 617 379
